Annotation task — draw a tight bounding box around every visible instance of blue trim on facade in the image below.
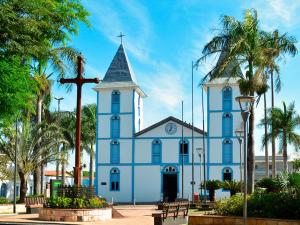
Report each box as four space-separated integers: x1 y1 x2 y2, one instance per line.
95 92 99 194
110 140 120 164
160 166 179 196
111 90 120 114
222 112 233 137
222 167 233 192
97 162 241 166
131 90 135 203
97 112 132 115
110 115 120 138
222 139 233 164
97 136 241 140
222 86 232 111
207 87 210 180
209 109 240 113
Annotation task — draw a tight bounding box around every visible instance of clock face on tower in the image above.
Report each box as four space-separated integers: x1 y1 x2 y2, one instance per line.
165 122 177 135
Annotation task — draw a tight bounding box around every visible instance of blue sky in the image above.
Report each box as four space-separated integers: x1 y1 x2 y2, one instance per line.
51 0 300 161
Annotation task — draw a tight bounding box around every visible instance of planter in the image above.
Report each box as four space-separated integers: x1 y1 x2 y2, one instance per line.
0 204 26 214
39 207 112 222
188 215 300 225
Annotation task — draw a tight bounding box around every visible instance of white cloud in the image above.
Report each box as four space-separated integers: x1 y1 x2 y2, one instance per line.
248 0 300 30
85 0 153 63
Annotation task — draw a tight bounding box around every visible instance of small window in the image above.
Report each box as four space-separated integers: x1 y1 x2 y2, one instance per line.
179 140 189 163
222 113 233 137
110 168 120 191
223 167 233 181
152 139 162 164
111 91 120 113
111 116 120 138
223 87 232 111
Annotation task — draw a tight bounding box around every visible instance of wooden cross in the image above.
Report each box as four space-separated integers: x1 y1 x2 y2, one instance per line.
60 55 99 186
117 32 125 44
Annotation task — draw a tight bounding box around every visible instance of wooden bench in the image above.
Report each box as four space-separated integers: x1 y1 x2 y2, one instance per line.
25 196 46 214
152 200 189 225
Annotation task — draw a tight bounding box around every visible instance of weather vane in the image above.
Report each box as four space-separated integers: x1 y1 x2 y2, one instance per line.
117 32 125 44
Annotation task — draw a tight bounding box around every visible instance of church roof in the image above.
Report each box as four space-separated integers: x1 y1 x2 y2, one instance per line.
102 44 137 83
135 116 206 137
211 48 243 78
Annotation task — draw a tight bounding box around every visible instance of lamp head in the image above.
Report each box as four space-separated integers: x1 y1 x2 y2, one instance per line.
235 95 255 111
235 129 244 137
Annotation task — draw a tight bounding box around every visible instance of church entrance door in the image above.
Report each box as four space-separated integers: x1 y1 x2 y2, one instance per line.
163 174 177 202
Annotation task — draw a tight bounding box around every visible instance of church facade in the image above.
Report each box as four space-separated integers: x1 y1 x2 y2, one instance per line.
93 44 243 203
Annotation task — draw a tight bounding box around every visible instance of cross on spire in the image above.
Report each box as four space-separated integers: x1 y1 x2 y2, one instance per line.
117 32 125 44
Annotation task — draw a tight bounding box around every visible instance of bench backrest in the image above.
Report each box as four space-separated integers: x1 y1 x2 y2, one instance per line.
25 197 45 206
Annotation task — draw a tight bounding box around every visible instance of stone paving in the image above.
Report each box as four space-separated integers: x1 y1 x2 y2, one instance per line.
0 205 157 225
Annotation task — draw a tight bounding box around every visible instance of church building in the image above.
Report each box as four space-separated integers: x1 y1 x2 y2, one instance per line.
93 44 243 203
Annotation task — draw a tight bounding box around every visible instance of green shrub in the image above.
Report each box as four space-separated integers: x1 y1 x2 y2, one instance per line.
214 191 300 219
0 197 10 204
47 196 107 209
255 177 282 193
222 180 242 196
214 194 244 216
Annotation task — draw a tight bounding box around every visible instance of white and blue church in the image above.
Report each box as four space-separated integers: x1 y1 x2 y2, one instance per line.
93 44 243 203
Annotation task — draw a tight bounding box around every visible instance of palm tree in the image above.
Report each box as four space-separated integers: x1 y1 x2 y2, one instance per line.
31 45 79 194
0 122 66 202
202 180 222 202
260 102 300 172
260 30 298 178
196 9 268 193
81 104 97 187
222 180 242 196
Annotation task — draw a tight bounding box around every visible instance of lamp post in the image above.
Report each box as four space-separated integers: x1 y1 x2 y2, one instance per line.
235 95 255 225
54 97 64 180
13 118 18 214
196 147 203 201
235 128 243 193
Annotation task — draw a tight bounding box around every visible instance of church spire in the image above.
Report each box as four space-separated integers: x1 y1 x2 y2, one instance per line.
102 43 137 83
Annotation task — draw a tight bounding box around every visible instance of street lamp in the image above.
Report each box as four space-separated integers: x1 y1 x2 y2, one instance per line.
235 128 243 193
235 95 255 225
196 147 203 201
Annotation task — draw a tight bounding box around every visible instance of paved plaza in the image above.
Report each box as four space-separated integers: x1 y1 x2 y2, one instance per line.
0 205 156 225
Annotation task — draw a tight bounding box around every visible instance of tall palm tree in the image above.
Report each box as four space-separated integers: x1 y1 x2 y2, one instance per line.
31 45 79 194
260 30 297 177
260 102 300 172
196 9 268 193
0 122 66 202
81 104 97 187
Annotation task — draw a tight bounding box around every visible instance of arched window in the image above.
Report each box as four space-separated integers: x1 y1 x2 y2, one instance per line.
111 116 120 138
223 167 233 181
111 90 120 113
163 166 177 173
222 113 233 137
110 168 120 191
222 87 232 111
110 140 120 164
152 139 162 164
223 139 233 164
0 183 7 197
179 139 189 163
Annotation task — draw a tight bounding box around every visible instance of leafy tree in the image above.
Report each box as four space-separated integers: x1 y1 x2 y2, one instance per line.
0 122 67 202
292 159 300 172
0 56 36 126
196 9 268 193
81 104 97 187
0 0 89 58
260 102 300 172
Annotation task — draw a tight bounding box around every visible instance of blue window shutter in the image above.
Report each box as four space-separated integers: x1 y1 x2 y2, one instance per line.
111 143 120 164
111 117 120 138
223 113 232 137
152 140 161 163
112 91 120 113
179 141 189 163
223 87 232 111
223 140 233 163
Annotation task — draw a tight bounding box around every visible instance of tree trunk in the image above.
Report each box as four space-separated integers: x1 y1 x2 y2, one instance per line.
40 163 44 194
264 93 269 177
247 106 255 194
18 171 28 203
61 146 66 185
89 144 94 187
209 190 215 202
33 95 42 195
271 72 276 178
283 132 288 173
